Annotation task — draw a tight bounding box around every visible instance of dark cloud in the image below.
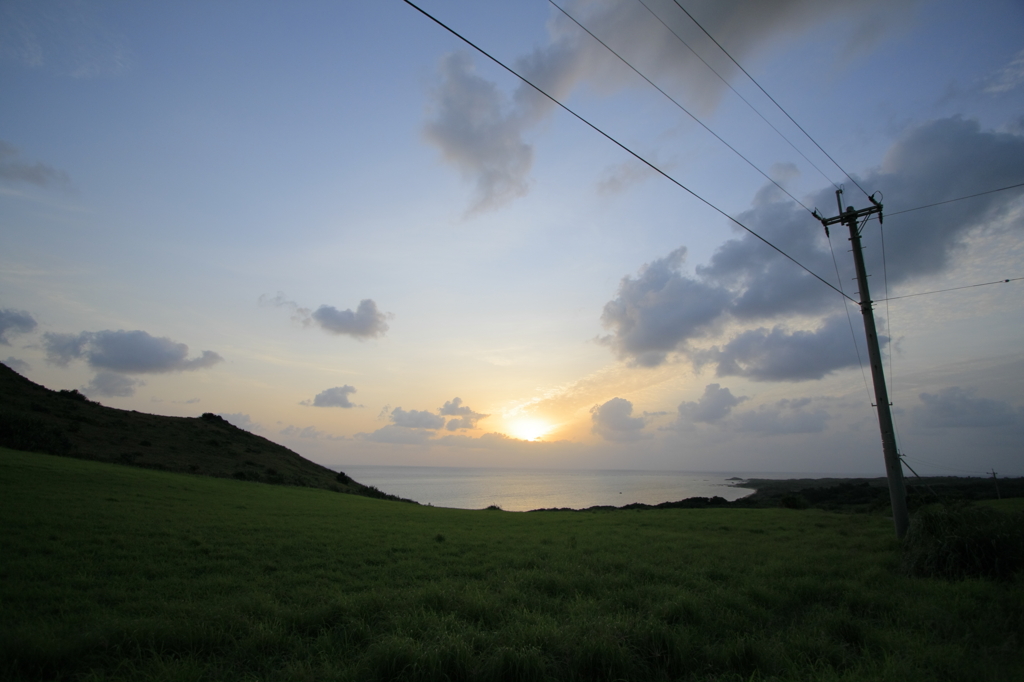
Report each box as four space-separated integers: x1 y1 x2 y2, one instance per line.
600 117 1022 380
600 247 731 367
0 308 37 344
590 397 647 442
311 301 389 339
302 385 357 408
261 293 390 340
42 329 223 373
3 357 30 374
390 407 445 430
424 52 533 214
84 371 141 398
676 383 747 424
733 398 830 435
0 141 70 188
220 413 260 431
913 387 1020 428
439 397 488 431
422 0 915 209
700 316 880 382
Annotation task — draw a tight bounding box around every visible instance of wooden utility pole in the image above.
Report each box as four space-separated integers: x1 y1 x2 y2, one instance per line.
815 189 910 539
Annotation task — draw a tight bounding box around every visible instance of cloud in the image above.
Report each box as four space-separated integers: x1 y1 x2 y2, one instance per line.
42 329 223 373
390 407 445 430
0 1 130 77
733 398 830 435
261 293 390 339
700 316 880 382
0 141 71 188
84 371 142 398
597 159 658 195
3 357 30 374
421 0 916 211
600 117 1024 378
439 397 488 431
220 413 261 431
600 247 731 367
302 385 358 408
590 397 647 442
424 52 533 214
913 387 1020 428
357 424 436 445
0 308 37 344
311 301 389 339
676 383 748 424
983 48 1024 94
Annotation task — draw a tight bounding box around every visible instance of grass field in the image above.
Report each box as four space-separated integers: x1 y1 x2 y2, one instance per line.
2 447 1021 681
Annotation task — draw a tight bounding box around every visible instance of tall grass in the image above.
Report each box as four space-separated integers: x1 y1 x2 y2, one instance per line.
902 503 1024 580
2 447 1022 681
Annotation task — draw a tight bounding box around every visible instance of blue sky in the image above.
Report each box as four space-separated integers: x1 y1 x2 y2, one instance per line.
2 0 1023 476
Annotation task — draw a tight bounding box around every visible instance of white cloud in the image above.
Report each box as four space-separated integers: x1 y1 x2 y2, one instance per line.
590 397 647 442
439 396 488 431
390 407 445 430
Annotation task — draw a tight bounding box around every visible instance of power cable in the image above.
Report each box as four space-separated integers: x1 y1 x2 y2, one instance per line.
669 0 870 199
549 0 815 215
877 277 1022 302
632 0 841 192
885 182 1024 217
404 0 855 303
874 210 906 459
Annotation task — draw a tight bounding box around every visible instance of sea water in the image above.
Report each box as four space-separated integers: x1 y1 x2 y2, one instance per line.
340 466 762 512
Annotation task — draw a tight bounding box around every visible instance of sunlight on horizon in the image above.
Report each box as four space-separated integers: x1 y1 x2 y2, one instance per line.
504 418 554 442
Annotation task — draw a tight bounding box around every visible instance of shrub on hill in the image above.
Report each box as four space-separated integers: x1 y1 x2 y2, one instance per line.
0 413 74 456
902 504 1024 580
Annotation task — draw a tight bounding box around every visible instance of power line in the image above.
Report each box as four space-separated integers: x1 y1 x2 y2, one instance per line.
633 0 841 191
885 182 1024 217
669 0 870 199
549 0 815 215
877 277 1022 302
404 0 855 303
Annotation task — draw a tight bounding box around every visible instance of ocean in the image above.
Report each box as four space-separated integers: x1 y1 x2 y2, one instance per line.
340 466 763 512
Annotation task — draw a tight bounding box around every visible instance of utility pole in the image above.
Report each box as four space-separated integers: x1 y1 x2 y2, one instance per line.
814 189 910 539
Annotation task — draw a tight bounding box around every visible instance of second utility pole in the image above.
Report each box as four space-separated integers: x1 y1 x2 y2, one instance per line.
815 189 910 539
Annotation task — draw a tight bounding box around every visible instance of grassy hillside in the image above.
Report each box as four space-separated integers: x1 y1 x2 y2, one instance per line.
2 448 1021 682
0 362 408 501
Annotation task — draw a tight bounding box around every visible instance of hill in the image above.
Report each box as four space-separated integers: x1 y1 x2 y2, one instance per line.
0 362 411 502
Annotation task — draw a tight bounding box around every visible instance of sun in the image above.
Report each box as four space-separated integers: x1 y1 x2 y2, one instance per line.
506 418 553 442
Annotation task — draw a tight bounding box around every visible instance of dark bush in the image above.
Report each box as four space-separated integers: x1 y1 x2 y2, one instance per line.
58 389 90 403
0 413 73 456
902 504 1024 580
780 494 810 510
336 471 351 484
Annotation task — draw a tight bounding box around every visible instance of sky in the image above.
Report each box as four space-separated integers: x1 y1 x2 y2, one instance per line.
2 0 1023 477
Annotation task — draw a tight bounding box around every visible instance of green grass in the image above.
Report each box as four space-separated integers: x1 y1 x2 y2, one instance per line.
2 448 1021 681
